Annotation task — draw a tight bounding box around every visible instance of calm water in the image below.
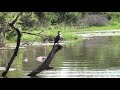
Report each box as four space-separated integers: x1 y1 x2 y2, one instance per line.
1 36 120 78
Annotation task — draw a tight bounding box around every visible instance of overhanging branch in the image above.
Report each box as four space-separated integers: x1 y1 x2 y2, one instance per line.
21 31 48 42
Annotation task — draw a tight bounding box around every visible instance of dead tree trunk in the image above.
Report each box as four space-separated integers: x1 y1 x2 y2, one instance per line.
28 44 62 76
2 13 21 76
2 25 21 76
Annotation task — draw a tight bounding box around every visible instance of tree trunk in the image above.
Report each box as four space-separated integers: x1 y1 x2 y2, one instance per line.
1 13 21 76
28 44 62 76
2 25 21 76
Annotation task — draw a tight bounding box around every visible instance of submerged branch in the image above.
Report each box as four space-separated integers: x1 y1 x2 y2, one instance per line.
28 44 62 76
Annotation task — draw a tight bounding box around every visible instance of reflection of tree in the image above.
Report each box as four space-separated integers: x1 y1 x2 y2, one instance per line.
83 36 110 47
82 36 120 69
1 36 120 77
0 49 24 78
64 42 82 60
64 36 120 70
22 46 50 71
0 49 10 67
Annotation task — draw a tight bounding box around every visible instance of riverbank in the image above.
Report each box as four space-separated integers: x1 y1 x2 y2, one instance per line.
3 25 120 46
75 29 120 38
2 29 120 49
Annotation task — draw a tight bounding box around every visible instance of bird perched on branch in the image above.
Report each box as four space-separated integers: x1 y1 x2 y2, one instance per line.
53 31 61 46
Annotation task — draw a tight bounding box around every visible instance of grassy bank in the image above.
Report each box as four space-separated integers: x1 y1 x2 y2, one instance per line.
79 21 120 31
80 25 120 31
5 22 120 43
5 25 79 43
20 25 80 43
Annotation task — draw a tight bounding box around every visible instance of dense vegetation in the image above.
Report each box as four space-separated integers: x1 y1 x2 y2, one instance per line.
1 12 120 47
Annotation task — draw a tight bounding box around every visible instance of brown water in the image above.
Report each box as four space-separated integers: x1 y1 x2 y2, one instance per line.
1 36 120 78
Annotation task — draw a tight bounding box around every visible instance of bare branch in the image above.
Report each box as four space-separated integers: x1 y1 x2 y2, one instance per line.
2 13 22 76
21 31 48 42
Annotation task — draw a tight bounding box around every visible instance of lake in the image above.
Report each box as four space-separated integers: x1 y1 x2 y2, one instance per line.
1 36 120 78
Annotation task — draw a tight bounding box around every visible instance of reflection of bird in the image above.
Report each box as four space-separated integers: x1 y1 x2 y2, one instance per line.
35 56 47 62
54 31 61 46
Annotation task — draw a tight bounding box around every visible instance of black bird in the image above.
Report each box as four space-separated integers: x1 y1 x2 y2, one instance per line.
53 31 61 46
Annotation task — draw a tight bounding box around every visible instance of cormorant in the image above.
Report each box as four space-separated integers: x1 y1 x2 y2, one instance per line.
53 31 61 46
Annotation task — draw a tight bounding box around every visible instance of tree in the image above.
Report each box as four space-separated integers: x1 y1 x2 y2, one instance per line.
2 12 22 76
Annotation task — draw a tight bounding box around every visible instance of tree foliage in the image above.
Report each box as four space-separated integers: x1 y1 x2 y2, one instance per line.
1 12 120 46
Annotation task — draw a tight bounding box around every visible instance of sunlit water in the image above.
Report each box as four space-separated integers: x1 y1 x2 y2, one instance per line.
1 36 120 78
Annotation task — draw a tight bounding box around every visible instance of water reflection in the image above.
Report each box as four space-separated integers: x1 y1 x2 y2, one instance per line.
1 36 120 78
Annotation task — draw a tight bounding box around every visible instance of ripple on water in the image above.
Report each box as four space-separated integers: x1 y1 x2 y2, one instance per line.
35 69 120 78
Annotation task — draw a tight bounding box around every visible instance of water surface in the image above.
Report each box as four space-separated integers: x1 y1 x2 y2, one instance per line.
1 36 120 78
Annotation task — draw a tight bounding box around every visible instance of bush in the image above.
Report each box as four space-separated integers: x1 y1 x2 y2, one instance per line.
80 15 108 26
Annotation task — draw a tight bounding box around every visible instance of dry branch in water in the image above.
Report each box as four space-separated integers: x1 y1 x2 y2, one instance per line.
28 44 62 76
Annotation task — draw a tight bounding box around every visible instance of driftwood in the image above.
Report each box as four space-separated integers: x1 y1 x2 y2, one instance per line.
2 13 21 76
28 44 62 76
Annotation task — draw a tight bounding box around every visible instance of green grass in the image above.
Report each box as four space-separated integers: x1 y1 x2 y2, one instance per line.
79 21 120 31
5 26 80 43
5 21 120 43
80 25 120 31
21 33 41 42
20 25 80 42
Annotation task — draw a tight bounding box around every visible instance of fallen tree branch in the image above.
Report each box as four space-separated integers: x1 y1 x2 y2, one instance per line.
21 30 46 36
1 26 48 42
2 13 21 76
21 31 48 42
21 31 47 37
28 44 62 76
